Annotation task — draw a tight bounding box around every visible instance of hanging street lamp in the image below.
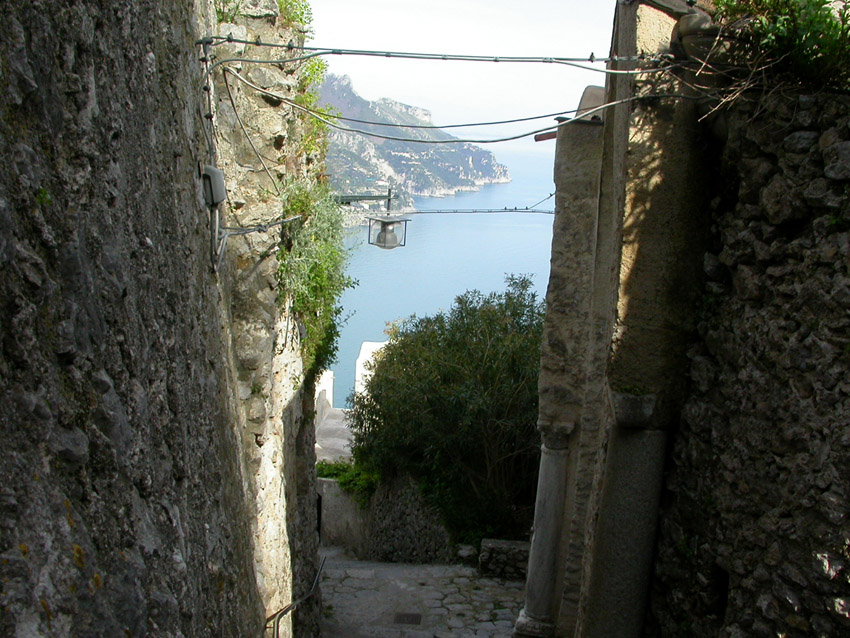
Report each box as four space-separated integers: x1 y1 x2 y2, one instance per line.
367 216 410 249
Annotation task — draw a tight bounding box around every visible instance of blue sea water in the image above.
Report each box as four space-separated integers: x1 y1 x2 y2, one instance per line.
329 147 556 407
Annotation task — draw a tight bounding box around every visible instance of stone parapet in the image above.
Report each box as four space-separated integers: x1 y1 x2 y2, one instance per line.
479 539 530 581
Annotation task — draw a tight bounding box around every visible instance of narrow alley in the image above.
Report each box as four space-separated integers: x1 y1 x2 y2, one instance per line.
318 548 525 638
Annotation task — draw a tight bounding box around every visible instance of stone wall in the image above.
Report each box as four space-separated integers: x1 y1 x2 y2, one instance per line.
209 4 322 636
318 475 453 564
648 93 850 636
478 539 529 581
364 475 454 564
0 1 321 636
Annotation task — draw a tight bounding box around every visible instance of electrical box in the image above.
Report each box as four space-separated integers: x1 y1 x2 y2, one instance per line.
203 165 227 207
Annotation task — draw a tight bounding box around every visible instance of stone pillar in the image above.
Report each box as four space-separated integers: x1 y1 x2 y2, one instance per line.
514 96 605 637
576 5 712 636
582 393 667 637
515 439 573 636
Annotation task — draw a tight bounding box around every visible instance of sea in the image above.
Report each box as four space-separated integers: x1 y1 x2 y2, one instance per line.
329 146 557 407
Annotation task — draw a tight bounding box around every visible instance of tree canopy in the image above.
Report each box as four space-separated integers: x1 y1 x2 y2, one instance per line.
347 275 544 543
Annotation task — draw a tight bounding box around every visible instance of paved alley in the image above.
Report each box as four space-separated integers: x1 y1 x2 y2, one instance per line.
318 548 525 638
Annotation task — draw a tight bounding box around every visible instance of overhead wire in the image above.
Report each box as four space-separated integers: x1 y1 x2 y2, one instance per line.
222 70 282 195
407 208 554 215
199 35 680 78
527 192 555 209
297 106 590 130
199 41 216 162
223 67 696 145
222 67 575 133
203 33 624 62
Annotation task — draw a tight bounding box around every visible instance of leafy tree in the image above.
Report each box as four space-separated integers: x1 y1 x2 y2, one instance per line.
347 275 544 543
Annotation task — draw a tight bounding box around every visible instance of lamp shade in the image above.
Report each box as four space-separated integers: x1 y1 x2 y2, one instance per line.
367 216 409 249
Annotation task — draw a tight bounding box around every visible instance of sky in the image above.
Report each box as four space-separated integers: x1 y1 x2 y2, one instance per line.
309 0 616 157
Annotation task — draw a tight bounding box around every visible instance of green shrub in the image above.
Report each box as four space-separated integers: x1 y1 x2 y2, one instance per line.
316 459 379 507
715 0 850 90
293 58 336 160
278 0 314 33
347 276 544 544
277 179 355 377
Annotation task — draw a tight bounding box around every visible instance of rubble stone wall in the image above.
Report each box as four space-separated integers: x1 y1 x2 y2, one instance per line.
649 93 850 637
210 4 323 635
0 1 321 636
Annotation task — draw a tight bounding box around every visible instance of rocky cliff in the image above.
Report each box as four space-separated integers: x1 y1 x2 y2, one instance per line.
320 74 510 208
0 1 321 636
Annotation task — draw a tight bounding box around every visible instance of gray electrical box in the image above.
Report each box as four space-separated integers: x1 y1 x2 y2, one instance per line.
203 165 227 207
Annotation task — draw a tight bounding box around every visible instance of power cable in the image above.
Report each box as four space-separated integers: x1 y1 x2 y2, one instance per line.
527 192 555 209
223 68 695 145
307 106 589 130
202 34 628 63
222 69 282 195
406 208 554 214
220 67 576 132
199 36 679 78
199 41 216 162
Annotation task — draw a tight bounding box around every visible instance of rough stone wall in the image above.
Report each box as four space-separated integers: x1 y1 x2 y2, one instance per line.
363 475 453 564
0 1 321 636
478 539 529 580
317 475 453 564
0 1 266 635
648 94 850 636
208 4 321 636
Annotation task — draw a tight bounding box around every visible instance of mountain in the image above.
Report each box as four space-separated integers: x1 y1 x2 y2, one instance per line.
319 74 510 210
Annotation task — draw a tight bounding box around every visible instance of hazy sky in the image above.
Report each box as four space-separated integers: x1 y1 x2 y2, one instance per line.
310 0 616 154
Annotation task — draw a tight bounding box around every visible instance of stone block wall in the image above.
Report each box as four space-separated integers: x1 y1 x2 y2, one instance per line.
648 94 850 637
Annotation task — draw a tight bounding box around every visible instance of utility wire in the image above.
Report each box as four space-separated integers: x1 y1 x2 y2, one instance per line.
223 68 695 145
406 208 554 214
222 70 282 195
200 41 216 162
199 36 678 78
527 192 555 209
221 214 302 236
202 34 629 63
221 67 575 132
306 106 590 130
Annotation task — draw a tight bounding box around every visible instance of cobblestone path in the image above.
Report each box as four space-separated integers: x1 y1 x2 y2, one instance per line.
318 548 525 637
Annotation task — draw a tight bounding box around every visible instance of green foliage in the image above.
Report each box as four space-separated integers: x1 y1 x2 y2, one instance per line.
347 276 544 544
316 459 379 507
715 0 850 90
277 179 355 377
278 0 314 33
297 58 327 96
214 0 242 23
293 57 336 159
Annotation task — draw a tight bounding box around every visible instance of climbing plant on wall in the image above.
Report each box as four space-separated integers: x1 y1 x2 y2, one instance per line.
277 179 354 378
